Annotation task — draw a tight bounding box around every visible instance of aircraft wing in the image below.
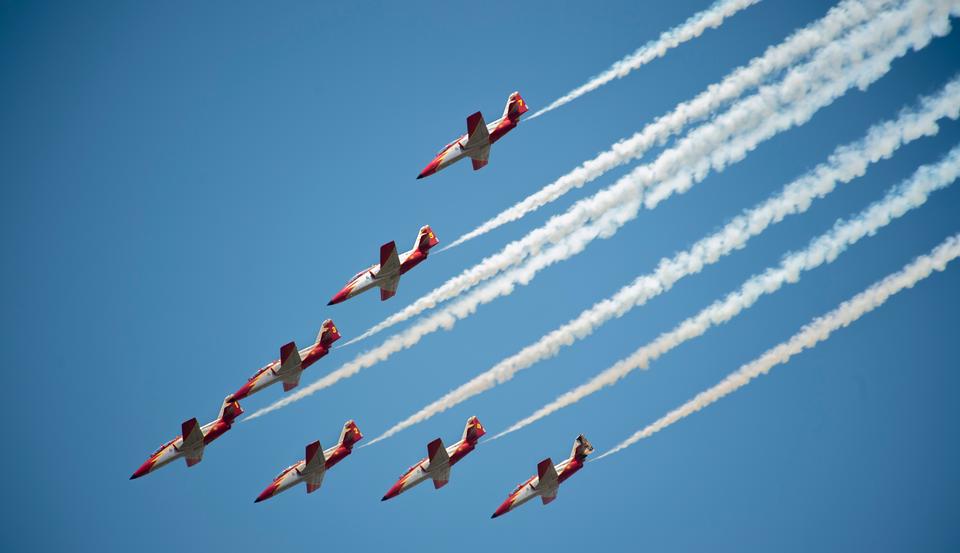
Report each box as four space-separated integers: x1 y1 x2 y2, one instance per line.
378 276 400 301
378 241 401 277
179 418 205 467
282 372 301 392
535 458 559 505
303 440 327 494
277 341 302 376
426 438 451 489
465 111 490 149
470 145 490 170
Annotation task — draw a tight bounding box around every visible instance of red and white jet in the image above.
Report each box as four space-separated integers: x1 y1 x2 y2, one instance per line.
328 226 439 305
228 319 340 402
254 420 363 502
491 435 594 518
381 416 486 501
417 92 529 179
130 396 243 479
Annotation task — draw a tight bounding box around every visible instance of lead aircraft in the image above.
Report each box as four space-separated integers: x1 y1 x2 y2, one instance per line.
491 435 593 518
381 416 485 501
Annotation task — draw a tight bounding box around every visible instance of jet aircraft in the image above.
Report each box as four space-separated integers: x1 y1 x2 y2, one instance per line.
328 226 439 305
228 319 340 402
491 435 593 518
130 397 243 479
254 420 363 502
381 416 485 501
417 92 528 179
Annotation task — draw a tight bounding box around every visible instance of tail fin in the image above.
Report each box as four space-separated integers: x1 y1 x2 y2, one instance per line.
461 416 486 442
218 396 244 423
338 420 363 448
415 225 439 252
570 434 594 461
502 91 528 120
317 319 341 347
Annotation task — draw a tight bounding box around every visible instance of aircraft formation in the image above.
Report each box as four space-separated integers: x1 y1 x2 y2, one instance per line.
130 92 592 518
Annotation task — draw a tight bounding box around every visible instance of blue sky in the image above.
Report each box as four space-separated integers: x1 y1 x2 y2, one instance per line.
2 1 959 551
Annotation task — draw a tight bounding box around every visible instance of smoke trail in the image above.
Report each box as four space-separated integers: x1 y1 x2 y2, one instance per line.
527 0 763 120
595 234 960 460
366 84 960 445
492 144 960 440
342 0 915 348
246 1 952 421
445 0 894 251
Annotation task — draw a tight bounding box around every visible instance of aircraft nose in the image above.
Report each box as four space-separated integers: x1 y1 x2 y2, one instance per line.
130 461 152 480
254 487 274 503
381 482 403 501
417 158 441 179
491 500 511 518
227 384 251 403
327 287 350 306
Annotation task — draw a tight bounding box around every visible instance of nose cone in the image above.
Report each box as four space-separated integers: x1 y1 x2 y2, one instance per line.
381 481 403 501
130 460 153 480
491 500 512 519
417 157 441 179
228 383 253 403
255 484 277 503
328 287 351 306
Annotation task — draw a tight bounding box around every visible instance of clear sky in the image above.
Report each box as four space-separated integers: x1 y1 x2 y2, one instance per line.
2 1 959 551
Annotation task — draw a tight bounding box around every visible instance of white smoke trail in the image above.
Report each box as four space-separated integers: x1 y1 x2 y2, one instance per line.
246 1 952 421
446 0 894 251
595 234 960 460
367 85 960 445
527 0 763 120
492 144 960 440
342 0 915 348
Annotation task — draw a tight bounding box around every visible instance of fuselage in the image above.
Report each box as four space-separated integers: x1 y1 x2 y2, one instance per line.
491 455 586 518
381 438 478 500
130 417 235 479
329 246 430 305
229 341 331 401
255 442 354 502
419 114 520 178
